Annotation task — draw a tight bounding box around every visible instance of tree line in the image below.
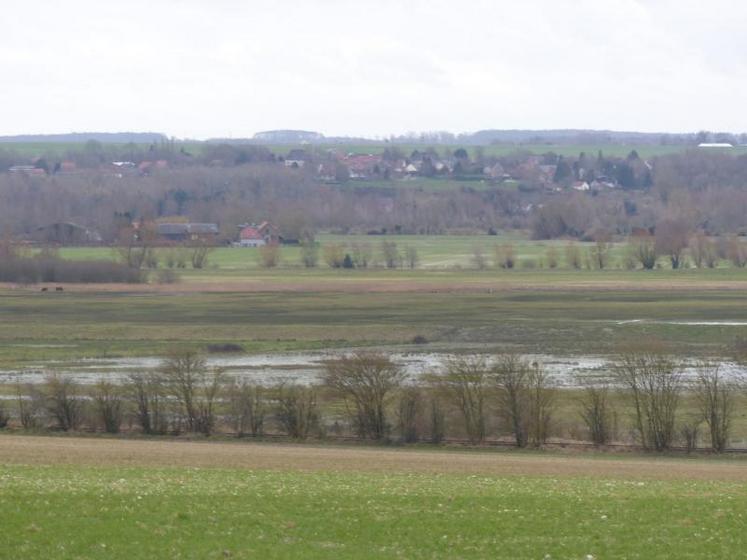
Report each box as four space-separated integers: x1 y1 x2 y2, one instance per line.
3 350 742 453
3 150 747 245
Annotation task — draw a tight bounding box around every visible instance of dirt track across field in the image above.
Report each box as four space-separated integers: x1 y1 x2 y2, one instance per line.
4 278 747 294
2 435 746 480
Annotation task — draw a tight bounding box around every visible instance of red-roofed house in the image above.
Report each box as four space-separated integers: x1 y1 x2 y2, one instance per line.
237 221 279 247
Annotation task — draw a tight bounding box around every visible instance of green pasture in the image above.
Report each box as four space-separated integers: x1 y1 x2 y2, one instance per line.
47 233 747 272
1 463 746 559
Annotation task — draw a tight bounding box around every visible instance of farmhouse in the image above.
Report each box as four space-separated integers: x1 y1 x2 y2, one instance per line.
237 221 279 247
284 149 308 168
343 153 384 179
9 165 46 176
571 181 590 191
156 223 219 243
33 222 102 245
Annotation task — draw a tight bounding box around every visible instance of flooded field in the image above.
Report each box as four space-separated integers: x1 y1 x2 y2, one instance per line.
2 351 745 387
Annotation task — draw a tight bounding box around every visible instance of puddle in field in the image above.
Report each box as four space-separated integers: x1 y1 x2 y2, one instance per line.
2 351 746 387
617 319 747 326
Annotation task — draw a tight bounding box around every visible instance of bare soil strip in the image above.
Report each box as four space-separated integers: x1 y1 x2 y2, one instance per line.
2 435 746 480
4 279 747 294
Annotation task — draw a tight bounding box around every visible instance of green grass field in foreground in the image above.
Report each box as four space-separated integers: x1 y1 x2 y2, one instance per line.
1 464 745 559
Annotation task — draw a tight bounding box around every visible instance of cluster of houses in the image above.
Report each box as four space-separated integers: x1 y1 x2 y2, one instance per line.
290 148 632 192
25 219 282 248
4 144 652 193
7 159 171 178
154 220 281 247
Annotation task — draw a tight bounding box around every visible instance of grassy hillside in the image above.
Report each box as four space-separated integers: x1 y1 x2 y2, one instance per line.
4 140 744 160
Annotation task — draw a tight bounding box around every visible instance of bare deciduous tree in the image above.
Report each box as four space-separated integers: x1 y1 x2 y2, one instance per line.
589 239 612 270
189 241 214 269
632 236 657 270
299 239 318 268
694 363 736 453
92 381 124 434
350 242 373 269
689 232 717 269
471 245 488 270
613 351 682 451
258 244 280 268
526 362 555 446
381 241 400 269
16 382 44 430
429 396 446 444
578 381 614 446
324 352 404 440
160 350 225 435
495 243 516 269
45 374 84 431
726 235 747 268
226 379 265 437
404 246 419 269
564 242 582 269
655 219 690 269
438 357 489 444
397 386 422 443
493 354 531 448
0 403 9 429
116 223 156 270
545 246 559 269
323 243 345 268
275 382 318 440
127 372 169 435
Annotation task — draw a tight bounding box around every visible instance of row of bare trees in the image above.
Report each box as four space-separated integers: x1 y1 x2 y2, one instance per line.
2 351 741 452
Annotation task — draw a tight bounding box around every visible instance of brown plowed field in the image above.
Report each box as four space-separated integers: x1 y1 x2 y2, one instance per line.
2 435 746 480
4 279 747 293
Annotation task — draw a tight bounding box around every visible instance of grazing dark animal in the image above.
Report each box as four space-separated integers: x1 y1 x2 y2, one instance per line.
55 286 64 292
41 287 48 292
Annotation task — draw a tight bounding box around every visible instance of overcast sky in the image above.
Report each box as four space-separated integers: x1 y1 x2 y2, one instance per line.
2 0 746 139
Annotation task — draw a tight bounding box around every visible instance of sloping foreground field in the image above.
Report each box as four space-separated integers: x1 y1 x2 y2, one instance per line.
2 436 747 559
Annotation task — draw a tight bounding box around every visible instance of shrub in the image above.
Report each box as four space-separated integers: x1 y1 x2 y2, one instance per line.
155 268 180 284
300 241 319 268
323 243 345 268
471 245 488 270
206 343 245 353
494 243 515 269
258 244 280 268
